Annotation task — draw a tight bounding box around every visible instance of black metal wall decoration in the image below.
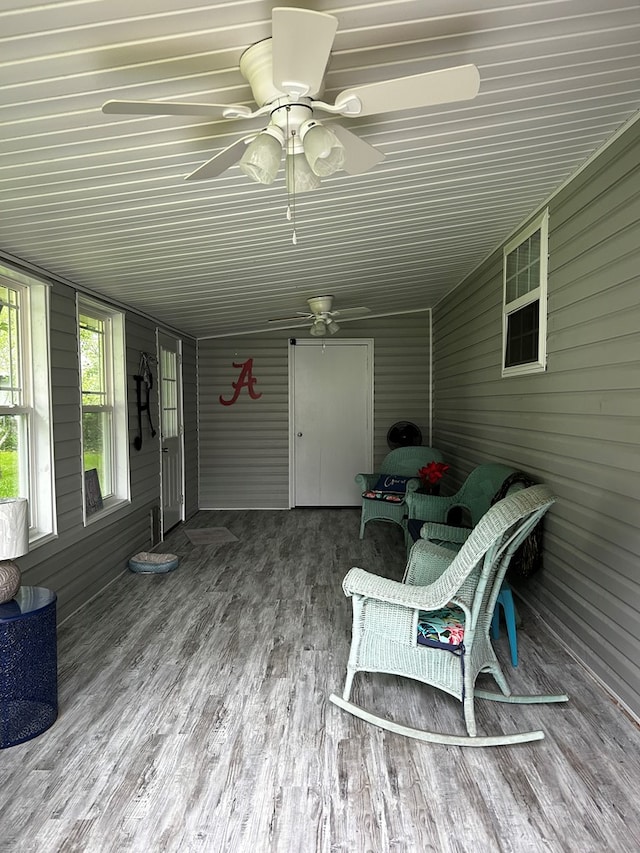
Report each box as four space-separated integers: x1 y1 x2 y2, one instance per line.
133 352 157 450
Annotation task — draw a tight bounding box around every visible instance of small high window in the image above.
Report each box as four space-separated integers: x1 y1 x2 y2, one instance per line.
502 209 549 376
78 297 129 521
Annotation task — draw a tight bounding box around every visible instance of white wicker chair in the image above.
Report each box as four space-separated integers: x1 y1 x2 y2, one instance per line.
330 484 568 746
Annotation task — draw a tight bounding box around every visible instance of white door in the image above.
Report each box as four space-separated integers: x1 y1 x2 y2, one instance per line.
157 331 184 533
291 339 372 506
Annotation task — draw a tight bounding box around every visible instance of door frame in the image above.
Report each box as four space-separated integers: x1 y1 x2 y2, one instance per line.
156 329 185 536
288 337 374 508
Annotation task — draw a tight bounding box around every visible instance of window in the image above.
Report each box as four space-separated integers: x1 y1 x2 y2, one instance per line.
160 346 179 439
78 297 129 521
0 265 55 544
502 209 549 376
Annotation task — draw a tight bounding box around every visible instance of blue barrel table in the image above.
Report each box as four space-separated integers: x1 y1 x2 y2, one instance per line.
0 586 58 748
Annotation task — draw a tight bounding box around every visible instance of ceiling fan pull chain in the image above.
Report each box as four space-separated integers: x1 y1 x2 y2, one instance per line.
283 106 297 244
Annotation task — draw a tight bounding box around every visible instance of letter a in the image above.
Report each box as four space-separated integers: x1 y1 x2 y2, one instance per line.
219 358 263 406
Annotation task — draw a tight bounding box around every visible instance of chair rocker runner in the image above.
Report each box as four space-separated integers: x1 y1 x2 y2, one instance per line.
330 485 568 746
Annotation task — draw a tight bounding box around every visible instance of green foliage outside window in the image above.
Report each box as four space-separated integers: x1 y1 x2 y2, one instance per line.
79 312 112 498
1 288 21 498
0 448 18 498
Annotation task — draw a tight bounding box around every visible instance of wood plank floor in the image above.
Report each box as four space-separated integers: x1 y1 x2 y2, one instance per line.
1 508 639 852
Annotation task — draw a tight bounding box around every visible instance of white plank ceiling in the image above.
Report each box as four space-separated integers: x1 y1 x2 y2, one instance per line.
1 0 639 339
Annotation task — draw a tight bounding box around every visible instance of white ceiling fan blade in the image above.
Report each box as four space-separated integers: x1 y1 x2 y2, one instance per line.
335 64 480 117
102 100 252 119
332 307 371 319
184 137 252 181
268 312 313 323
271 7 338 98
330 125 385 175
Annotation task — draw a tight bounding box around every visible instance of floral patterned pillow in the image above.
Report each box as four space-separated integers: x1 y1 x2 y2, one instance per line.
417 605 465 649
361 490 404 503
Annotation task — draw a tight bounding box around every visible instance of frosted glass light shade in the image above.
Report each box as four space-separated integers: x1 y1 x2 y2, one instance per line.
239 132 282 184
286 154 321 194
0 498 29 559
309 319 327 337
302 124 346 177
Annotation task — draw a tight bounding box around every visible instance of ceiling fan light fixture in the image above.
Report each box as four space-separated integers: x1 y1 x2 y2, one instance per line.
286 152 321 193
300 120 346 177
309 318 327 337
327 318 340 334
239 126 283 184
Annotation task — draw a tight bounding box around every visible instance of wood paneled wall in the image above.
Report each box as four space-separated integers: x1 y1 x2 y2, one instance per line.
432 120 640 717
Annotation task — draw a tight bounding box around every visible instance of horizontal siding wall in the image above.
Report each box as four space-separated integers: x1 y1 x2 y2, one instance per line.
198 334 291 509
357 314 432 467
7 269 199 622
198 313 431 509
432 119 640 716
128 314 163 510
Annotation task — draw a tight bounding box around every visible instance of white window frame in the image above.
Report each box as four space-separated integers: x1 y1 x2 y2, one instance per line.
502 209 549 377
77 295 130 524
0 264 56 546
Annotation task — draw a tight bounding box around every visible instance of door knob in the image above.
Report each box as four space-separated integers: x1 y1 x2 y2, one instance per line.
297 432 303 437
162 447 169 453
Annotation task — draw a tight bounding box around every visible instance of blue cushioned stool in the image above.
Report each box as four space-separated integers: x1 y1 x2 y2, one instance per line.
491 582 518 666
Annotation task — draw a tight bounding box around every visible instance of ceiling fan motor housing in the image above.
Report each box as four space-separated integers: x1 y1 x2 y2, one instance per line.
239 39 284 106
307 295 334 314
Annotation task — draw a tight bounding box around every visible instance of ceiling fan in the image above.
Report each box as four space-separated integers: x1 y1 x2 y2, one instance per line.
101 7 480 189
269 295 371 336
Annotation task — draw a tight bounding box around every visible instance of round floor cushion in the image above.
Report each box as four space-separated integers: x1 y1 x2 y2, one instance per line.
128 552 179 574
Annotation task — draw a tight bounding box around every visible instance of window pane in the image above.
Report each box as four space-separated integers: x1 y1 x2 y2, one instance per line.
83 410 112 497
505 301 539 367
505 228 542 303
0 285 22 407
0 414 27 499
161 348 178 438
506 252 518 284
79 313 107 406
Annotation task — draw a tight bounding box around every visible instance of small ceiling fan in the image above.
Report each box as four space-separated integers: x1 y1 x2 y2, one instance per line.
269 295 371 336
101 6 480 188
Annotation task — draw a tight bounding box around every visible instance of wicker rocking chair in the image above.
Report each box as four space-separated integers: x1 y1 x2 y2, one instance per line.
330 484 568 746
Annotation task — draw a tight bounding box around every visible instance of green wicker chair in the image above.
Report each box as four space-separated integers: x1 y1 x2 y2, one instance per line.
355 446 444 539
404 462 517 553
330 485 567 746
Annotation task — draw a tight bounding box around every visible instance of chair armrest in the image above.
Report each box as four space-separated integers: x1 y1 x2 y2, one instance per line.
355 472 377 490
404 477 422 494
420 522 471 545
404 491 454 522
342 566 454 612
